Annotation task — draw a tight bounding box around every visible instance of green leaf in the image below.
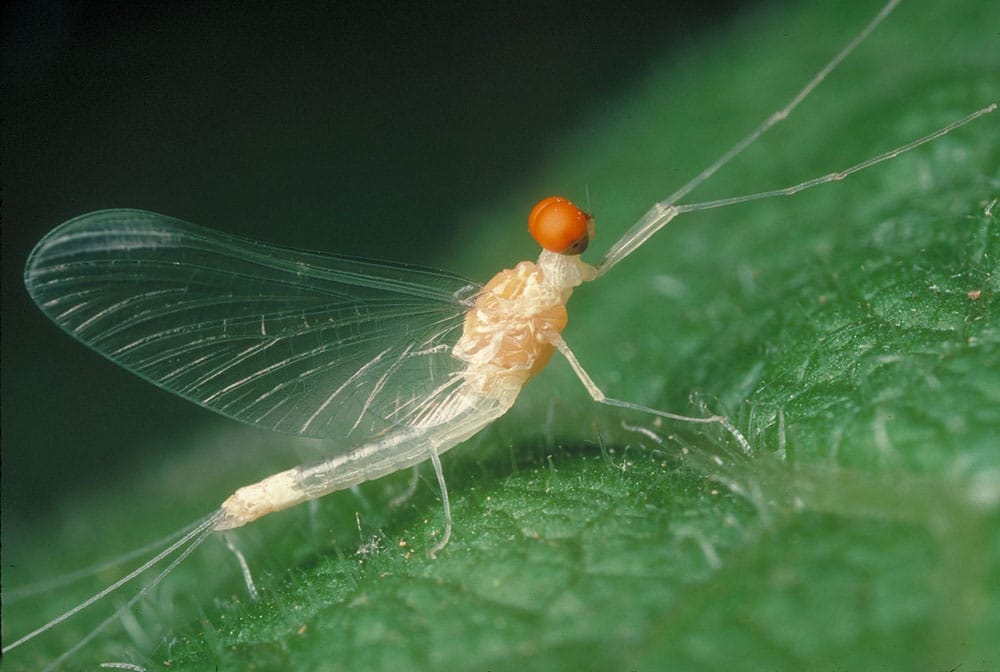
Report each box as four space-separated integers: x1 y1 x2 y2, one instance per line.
5 0 998 670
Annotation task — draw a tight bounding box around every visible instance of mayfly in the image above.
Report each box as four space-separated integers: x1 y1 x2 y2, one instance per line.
4 0 995 668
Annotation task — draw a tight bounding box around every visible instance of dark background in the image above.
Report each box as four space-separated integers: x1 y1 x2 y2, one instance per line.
2 0 758 523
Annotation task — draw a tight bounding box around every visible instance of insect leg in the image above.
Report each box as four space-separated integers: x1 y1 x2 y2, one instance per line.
427 448 453 558
550 336 752 455
223 533 259 601
388 465 422 509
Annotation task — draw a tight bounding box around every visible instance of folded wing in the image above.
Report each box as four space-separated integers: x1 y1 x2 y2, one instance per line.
25 209 479 441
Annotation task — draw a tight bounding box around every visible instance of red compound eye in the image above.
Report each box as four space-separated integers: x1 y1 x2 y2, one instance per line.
528 196 592 254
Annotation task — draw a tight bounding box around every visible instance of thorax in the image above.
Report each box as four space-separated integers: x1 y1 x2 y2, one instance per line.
453 251 595 394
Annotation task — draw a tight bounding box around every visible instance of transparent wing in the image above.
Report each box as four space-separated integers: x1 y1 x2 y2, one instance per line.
25 209 480 440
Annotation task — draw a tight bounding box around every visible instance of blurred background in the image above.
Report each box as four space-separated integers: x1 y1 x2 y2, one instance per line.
2 0 757 525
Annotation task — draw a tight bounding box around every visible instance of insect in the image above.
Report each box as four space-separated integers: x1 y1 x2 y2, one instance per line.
4 0 994 669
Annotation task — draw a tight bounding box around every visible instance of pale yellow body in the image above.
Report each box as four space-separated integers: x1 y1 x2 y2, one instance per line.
218 250 596 530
